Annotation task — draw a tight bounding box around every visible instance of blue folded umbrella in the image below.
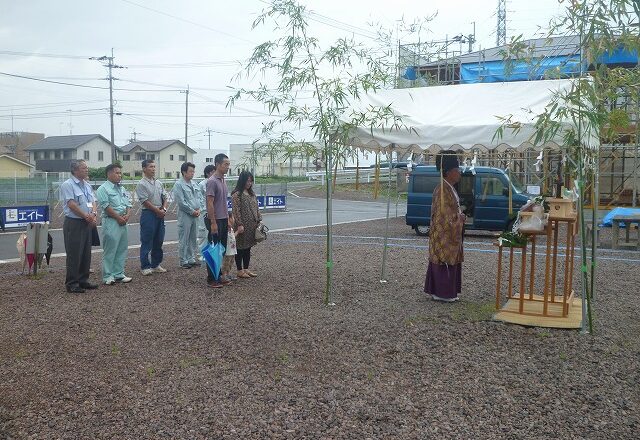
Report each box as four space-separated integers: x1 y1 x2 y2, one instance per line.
201 241 225 280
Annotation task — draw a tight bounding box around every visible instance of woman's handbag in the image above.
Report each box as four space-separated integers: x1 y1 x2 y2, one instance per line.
254 222 269 243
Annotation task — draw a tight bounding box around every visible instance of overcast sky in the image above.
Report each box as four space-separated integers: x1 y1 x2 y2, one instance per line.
0 0 566 150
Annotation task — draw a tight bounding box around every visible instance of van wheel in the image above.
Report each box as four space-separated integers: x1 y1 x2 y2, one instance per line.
415 225 430 237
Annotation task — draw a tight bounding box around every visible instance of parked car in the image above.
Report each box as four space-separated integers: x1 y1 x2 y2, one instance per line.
406 165 532 236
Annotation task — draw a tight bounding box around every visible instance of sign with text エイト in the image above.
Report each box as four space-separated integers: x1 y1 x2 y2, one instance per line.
1 205 50 228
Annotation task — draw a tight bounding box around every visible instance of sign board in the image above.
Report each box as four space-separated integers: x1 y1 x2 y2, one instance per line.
1 205 49 229
225 195 286 211
526 185 541 195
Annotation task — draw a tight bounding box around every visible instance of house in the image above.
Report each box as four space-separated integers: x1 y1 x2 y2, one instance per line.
26 134 112 172
0 132 44 163
0 154 35 178
119 140 195 179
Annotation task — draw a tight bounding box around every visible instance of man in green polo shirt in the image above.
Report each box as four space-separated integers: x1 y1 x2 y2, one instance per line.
96 163 133 285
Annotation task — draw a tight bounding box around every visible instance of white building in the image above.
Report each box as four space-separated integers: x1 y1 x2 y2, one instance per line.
26 134 113 172
191 147 228 177
229 142 324 177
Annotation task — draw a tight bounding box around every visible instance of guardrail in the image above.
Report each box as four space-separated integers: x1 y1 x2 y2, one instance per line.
305 168 393 185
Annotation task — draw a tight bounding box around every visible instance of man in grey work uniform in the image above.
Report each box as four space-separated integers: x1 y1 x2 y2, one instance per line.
60 159 99 293
136 159 168 276
172 161 201 268
205 153 231 288
196 164 215 262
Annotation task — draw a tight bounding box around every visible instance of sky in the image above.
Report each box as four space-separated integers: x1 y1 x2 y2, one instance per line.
0 0 567 151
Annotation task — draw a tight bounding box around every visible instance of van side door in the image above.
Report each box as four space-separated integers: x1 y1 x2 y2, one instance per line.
406 173 440 226
474 173 509 230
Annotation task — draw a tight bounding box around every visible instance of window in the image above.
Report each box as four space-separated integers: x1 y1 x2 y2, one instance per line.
170 155 174 161
479 176 506 197
44 151 50 159
205 157 213 163
178 155 186 161
176 172 180 178
134 171 142 177
63 150 72 159
135 152 146 160
55 151 62 159
84 151 90 160
98 151 104 161
122 154 130 161
412 175 440 194
147 154 155 160
165 172 172 178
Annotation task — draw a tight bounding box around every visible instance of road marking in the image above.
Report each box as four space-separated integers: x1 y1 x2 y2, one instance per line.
0 217 389 264
288 190 300 198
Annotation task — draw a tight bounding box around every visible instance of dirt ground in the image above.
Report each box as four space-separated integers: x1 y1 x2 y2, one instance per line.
1 218 638 439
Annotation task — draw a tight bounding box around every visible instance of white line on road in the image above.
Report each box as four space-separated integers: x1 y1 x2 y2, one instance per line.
0 216 390 264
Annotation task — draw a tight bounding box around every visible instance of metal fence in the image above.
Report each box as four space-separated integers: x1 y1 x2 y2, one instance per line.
0 172 288 214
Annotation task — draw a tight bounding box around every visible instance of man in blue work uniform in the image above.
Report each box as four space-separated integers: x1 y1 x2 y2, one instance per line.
172 161 201 268
59 159 98 293
96 163 133 285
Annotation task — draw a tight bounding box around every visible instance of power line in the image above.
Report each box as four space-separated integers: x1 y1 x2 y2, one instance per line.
0 71 108 89
119 0 256 45
0 50 92 59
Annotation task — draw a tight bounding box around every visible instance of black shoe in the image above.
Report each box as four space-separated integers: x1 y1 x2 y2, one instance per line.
67 286 86 293
80 282 99 290
180 264 192 269
189 261 201 267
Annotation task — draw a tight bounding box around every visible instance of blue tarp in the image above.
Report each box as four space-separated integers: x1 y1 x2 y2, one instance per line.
460 56 584 84
600 207 640 227
459 47 638 84
596 47 638 65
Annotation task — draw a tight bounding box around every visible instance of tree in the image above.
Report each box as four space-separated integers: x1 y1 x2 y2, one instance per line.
229 0 407 304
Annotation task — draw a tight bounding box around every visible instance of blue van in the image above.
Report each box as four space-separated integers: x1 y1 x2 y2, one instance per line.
406 165 532 236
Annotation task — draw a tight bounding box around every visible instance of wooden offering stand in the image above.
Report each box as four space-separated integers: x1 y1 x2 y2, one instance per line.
493 199 582 328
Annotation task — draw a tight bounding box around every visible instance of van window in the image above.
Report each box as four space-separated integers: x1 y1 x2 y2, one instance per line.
479 175 505 197
412 175 440 193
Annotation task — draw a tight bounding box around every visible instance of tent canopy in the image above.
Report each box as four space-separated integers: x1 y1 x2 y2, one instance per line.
340 78 598 153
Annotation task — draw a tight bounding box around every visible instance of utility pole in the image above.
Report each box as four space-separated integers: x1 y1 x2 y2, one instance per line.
468 22 476 53
206 127 212 149
67 109 73 134
180 85 189 159
129 129 138 143
91 49 125 163
496 0 507 47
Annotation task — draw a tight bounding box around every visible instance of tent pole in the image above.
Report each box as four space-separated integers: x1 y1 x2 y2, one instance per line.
381 148 393 282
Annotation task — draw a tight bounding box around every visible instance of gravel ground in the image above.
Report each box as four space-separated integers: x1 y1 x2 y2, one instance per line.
1 217 639 439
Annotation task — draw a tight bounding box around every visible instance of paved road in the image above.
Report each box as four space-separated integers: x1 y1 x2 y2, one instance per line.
0 196 407 261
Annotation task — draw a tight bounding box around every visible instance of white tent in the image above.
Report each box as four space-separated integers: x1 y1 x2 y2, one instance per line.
340 78 598 152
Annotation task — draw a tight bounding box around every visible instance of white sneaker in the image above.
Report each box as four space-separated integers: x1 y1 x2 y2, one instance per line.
116 276 132 283
104 278 116 285
152 265 167 273
141 268 153 276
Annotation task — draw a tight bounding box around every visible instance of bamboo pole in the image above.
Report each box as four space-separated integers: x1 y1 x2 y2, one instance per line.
496 246 503 310
380 150 393 282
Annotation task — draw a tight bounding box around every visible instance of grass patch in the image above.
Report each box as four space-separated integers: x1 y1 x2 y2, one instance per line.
15 347 28 360
276 352 290 364
403 314 437 327
451 302 496 322
110 344 121 356
179 357 207 369
145 366 156 377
